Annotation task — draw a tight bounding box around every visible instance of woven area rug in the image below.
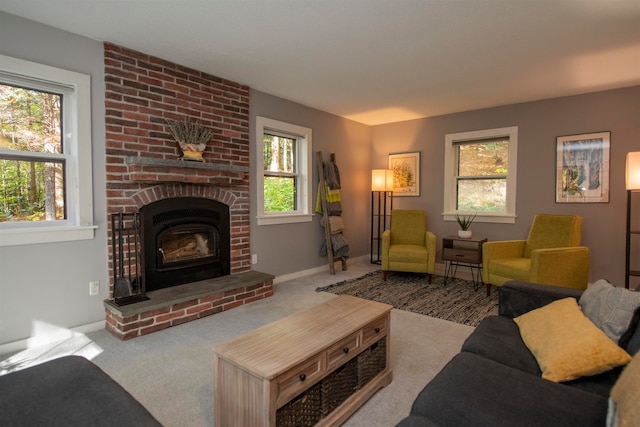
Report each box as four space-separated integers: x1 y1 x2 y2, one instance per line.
316 271 498 327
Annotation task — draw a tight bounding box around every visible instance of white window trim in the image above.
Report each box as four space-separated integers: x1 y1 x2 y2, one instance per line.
0 54 95 246
256 116 313 226
443 126 518 224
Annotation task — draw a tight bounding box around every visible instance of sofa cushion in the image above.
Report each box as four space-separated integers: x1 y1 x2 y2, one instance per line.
461 315 541 375
396 415 442 427
579 279 640 343
499 280 584 318
514 297 631 382
0 356 161 426
608 352 640 427
465 314 620 397
407 352 608 427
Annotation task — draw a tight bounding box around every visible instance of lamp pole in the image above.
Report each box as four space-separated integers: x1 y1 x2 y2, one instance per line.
371 169 393 264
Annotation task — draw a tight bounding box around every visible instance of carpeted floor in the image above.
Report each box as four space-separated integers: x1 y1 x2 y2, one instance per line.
317 270 498 327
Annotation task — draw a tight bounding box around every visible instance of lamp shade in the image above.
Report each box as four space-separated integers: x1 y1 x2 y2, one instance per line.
372 169 394 191
627 152 640 190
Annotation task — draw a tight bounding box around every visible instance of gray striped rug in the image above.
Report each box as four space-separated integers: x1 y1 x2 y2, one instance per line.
316 270 498 327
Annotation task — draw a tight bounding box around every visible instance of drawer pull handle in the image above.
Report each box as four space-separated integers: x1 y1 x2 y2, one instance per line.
343 347 349 354
456 254 465 257
299 373 306 381
374 327 380 333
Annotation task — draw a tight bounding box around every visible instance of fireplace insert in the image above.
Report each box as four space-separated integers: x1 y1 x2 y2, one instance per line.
140 197 230 292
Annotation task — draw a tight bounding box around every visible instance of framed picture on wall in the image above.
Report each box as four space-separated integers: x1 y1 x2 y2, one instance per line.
389 151 420 196
556 131 610 203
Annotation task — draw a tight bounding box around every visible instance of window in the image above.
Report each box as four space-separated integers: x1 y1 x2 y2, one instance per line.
443 126 518 224
1 85 66 221
0 54 94 246
256 117 312 225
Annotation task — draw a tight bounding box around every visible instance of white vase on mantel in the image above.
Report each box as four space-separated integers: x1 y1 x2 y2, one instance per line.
458 229 472 239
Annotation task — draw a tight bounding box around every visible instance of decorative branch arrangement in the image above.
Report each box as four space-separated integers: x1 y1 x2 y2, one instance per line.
166 119 213 162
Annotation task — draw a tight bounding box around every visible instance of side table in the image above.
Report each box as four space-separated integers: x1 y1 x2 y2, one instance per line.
442 236 488 295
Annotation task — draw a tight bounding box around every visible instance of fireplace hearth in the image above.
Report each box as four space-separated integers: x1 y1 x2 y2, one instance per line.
140 197 230 292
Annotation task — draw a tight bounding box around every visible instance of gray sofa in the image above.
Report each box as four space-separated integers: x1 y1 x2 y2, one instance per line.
0 355 161 426
397 280 640 427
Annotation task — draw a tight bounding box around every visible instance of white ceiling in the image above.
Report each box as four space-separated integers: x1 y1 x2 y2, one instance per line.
2 0 639 125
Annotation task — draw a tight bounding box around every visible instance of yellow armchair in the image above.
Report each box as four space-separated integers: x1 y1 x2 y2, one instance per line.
482 214 589 293
382 210 436 282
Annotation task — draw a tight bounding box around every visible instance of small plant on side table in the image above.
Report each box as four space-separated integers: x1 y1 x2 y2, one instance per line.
456 212 477 238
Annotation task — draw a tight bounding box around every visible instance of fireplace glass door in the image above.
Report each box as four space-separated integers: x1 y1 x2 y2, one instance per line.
158 225 218 268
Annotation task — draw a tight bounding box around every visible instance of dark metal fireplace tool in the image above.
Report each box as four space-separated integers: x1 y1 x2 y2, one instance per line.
111 212 149 306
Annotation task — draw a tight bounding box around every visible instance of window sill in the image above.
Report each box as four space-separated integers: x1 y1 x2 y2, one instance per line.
0 225 98 247
442 212 516 224
257 213 313 226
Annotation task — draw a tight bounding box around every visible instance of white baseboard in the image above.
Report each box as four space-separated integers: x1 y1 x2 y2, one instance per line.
0 320 105 356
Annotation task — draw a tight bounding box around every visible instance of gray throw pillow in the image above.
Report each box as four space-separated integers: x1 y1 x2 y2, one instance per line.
579 279 640 343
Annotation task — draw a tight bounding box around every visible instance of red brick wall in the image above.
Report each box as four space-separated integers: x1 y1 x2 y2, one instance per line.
104 43 251 294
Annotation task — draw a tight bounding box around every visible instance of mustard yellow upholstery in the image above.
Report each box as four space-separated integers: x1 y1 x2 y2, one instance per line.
381 210 436 282
482 214 589 292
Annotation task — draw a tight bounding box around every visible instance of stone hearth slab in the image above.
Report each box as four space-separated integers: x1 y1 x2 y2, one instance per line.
103 270 274 340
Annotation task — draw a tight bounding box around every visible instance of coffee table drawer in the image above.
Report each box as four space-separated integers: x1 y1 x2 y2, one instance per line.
276 354 324 407
326 331 361 371
362 314 388 347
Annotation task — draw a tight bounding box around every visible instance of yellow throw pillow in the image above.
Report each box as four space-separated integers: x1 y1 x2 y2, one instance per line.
514 298 631 382
608 352 640 427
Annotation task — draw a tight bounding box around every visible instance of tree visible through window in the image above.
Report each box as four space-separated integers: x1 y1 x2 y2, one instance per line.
0 84 65 222
256 116 312 226
456 139 509 212
263 133 297 212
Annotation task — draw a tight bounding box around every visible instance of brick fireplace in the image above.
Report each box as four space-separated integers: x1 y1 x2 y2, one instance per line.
102 43 273 340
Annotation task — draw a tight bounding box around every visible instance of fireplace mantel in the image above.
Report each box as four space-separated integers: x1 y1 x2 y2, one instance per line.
125 156 249 185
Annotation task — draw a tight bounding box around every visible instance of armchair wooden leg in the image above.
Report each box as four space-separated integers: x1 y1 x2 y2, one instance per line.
486 283 491 296
383 271 388 281
428 274 433 284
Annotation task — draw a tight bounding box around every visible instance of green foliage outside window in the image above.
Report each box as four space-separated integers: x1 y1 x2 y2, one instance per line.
0 84 65 221
457 140 508 212
264 177 295 212
263 133 296 212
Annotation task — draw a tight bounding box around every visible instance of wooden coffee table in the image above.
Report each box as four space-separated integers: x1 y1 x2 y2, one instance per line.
213 295 393 426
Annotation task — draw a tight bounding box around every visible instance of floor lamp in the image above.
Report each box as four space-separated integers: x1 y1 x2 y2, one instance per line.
625 152 640 289
371 169 393 264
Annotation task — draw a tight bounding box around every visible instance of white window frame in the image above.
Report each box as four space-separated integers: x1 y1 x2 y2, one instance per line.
0 54 95 246
443 126 518 224
256 116 313 226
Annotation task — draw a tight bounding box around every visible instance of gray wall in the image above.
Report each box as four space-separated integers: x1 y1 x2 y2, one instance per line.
371 86 640 285
249 90 372 277
0 12 108 345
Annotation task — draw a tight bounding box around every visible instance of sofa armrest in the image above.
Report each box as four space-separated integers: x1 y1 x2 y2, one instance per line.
499 280 584 318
